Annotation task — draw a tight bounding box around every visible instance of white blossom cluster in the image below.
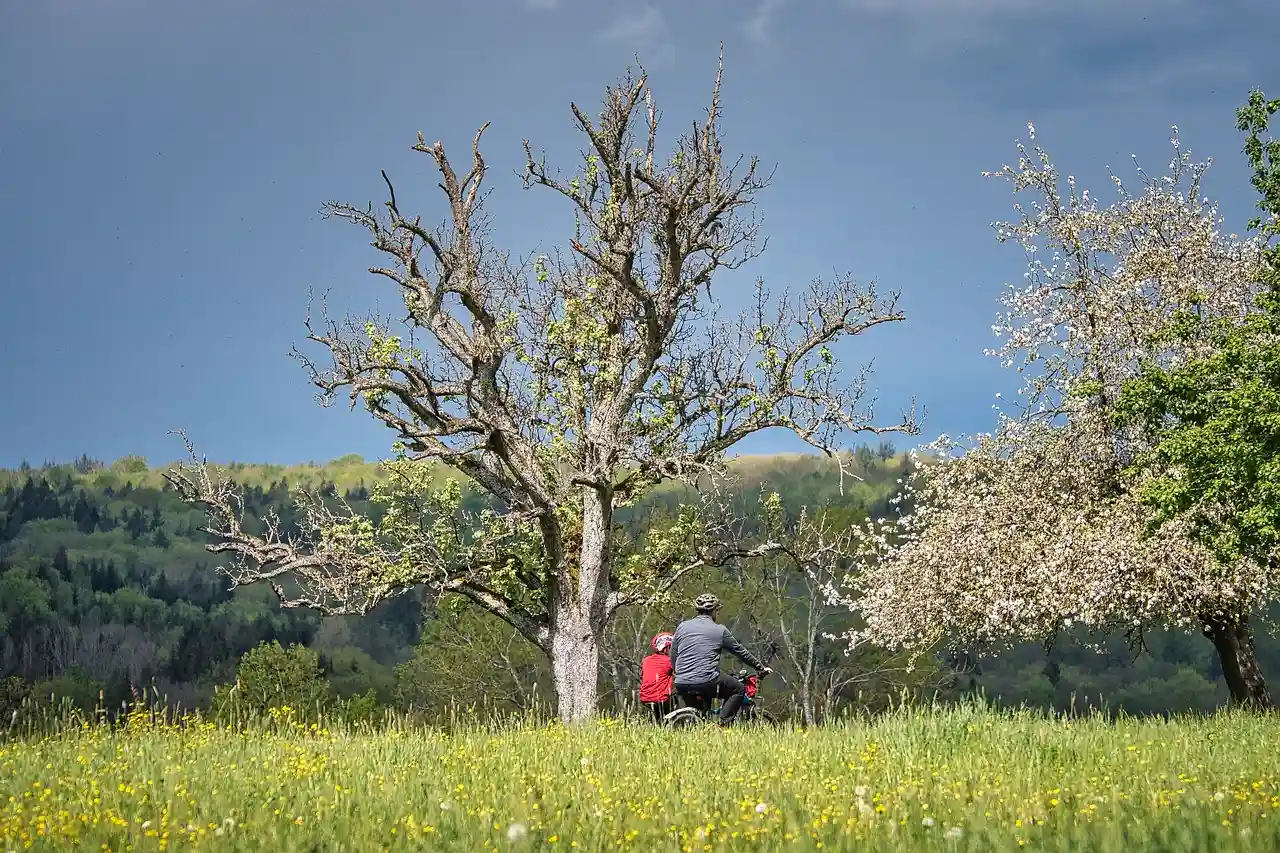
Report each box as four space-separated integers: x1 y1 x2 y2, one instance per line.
843 417 1275 658
985 124 1264 417
833 128 1273 660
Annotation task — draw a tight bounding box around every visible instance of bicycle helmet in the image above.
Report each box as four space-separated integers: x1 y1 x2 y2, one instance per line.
651 632 674 653
694 593 721 613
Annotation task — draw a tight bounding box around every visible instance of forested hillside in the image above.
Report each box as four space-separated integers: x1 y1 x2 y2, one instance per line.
1 447 1273 722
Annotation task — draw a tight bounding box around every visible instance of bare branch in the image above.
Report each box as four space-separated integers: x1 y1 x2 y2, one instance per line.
175 55 918 722
164 431 551 650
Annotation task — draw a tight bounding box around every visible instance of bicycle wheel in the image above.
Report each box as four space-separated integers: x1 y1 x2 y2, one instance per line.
663 707 702 729
740 708 779 727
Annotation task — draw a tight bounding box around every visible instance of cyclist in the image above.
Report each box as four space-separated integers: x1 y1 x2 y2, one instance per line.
669 593 771 726
638 632 675 723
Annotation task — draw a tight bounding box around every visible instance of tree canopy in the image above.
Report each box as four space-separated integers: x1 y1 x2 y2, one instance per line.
837 113 1277 707
169 55 917 721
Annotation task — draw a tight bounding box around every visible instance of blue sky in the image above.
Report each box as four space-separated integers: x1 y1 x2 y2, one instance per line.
0 0 1275 469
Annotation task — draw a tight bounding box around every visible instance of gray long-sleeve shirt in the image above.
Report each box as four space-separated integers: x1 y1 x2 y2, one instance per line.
670 614 764 685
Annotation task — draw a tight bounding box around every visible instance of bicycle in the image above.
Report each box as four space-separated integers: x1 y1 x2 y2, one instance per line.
661 646 780 728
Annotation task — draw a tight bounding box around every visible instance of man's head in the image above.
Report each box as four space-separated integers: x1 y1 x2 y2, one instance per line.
694 593 721 619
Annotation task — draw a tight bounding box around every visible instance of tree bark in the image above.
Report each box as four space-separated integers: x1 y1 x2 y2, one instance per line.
799 683 816 728
1203 613 1273 710
801 582 822 726
546 487 613 724
549 602 600 723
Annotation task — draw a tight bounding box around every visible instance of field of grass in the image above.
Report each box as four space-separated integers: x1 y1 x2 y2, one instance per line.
3 703 1280 852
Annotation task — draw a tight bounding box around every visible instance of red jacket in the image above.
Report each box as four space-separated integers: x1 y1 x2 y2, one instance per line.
639 652 673 703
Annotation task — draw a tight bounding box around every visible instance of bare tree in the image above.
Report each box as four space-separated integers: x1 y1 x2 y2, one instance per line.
169 52 916 723
737 500 930 725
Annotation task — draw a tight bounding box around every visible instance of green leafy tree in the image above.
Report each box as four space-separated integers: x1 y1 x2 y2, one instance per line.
395 596 553 718
1113 90 1280 708
0 568 53 640
323 646 395 704
213 641 331 720
169 55 916 722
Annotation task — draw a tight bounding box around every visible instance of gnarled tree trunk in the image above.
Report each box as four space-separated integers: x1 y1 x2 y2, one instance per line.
549 602 600 723
546 487 613 724
1203 613 1272 710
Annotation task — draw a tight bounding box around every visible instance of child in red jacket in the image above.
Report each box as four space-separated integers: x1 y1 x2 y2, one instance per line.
639 632 675 723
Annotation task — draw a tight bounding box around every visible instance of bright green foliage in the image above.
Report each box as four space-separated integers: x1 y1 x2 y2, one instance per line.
0 568 53 638
394 595 553 718
312 461 552 620
611 504 704 601
1115 90 1280 565
213 641 331 721
1241 90 1280 234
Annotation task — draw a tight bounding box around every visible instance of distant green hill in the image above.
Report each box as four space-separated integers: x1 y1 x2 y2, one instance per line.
0 446 908 718
17 449 900 503
1 446 1276 721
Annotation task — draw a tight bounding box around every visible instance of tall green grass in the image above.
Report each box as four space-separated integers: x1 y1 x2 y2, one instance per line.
3 700 1278 851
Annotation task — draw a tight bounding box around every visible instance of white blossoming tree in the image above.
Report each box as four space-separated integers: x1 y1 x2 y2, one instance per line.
168 57 917 723
838 123 1276 707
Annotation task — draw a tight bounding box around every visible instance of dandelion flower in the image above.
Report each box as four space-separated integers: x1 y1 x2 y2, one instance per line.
1214 792 1226 802
854 785 868 797
507 822 528 841
440 801 453 811
945 827 963 840
755 803 768 814
922 817 935 828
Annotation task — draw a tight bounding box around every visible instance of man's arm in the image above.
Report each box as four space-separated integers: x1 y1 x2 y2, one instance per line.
669 631 681 670
720 627 764 670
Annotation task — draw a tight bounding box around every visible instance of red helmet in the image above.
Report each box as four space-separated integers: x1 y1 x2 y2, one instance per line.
651 632 674 653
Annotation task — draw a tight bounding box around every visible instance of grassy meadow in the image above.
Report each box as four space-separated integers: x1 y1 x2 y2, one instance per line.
3 703 1280 852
